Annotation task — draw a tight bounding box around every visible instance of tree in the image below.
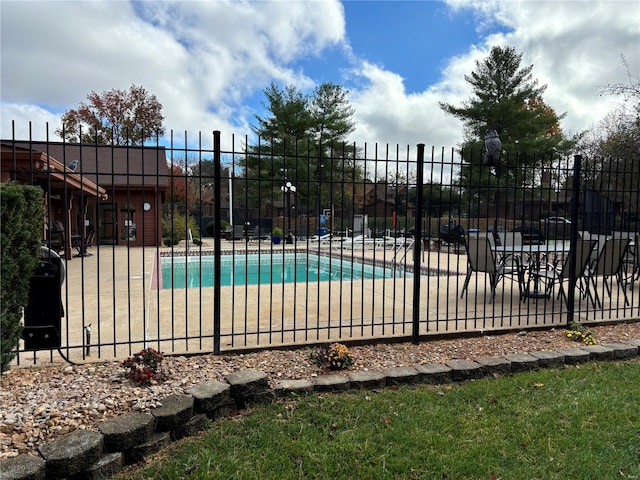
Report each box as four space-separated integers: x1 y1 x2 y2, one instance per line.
166 163 199 206
440 46 571 215
56 84 165 145
241 82 360 224
578 56 640 225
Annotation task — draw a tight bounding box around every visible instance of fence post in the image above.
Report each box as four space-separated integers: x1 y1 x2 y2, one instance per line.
213 130 222 354
412 144 425 344
565 154 582 323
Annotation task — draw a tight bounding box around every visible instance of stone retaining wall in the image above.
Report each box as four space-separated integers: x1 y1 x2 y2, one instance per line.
2 340 639 479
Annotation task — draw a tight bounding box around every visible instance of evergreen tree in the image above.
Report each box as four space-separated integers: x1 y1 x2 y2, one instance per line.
440 46 570 210
241 82 359 222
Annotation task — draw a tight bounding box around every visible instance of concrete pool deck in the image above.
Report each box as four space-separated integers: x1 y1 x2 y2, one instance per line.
17 239 639 366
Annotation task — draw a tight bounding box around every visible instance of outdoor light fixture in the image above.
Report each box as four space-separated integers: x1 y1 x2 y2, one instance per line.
281 181 297 244
280 181 297 194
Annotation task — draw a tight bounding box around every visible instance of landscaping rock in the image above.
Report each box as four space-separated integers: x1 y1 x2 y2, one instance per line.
85 452 124 479
186 381 234 419
556 347 591 364
348 370 386 389
225 369 271 407
581 344 615 361
0 454 45 480
273 378 315 396
173 413 209 440
600 342 638 359
97 412 155 453
127 432 171 464
313 374 350 392
37 429 103 478
503 353 539 373
476 357 511 376
528 350 565 369
416 363 453 384
445 360 484 381
382 366 420 385
151 394 194 432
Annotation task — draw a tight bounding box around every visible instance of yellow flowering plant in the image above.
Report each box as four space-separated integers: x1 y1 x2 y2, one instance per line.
565 321 597 345
326 343 353 370
310 342 354 370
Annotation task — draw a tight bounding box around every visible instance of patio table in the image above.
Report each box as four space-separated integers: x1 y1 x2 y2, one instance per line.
494 243 573 299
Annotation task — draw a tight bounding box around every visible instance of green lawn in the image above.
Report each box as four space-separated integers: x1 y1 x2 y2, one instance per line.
116 359 640 480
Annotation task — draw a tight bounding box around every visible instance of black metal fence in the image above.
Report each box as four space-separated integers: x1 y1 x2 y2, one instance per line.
2 128 639 365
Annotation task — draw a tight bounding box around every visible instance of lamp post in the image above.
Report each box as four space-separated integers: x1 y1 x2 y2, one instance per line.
281 181 297 244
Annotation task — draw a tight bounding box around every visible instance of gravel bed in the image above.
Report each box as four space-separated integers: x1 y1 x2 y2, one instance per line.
2 322 639 459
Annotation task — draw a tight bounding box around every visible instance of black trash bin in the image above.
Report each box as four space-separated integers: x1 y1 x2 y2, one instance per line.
22 247 65 350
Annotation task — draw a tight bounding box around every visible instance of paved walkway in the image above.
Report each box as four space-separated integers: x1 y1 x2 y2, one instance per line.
16 239 639 366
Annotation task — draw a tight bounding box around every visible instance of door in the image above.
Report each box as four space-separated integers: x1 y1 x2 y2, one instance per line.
98 203 117 244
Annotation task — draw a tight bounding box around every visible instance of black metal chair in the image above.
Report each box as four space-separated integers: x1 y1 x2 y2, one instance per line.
73 227 96 257
528 239 597 309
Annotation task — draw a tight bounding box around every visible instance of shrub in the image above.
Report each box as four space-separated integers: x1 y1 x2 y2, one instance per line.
162 211 200 245
205 219 229 237
0 183 43 372
121 347 165 384
272 227 283 238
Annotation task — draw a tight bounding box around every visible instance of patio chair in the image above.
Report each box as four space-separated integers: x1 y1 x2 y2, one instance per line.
619 233 639 289
584 237 631 307
528 238 597 308
498 231 523 247
497 231 526 268
460 233 524 303
47 229 65 255
73 227 96 258
247 226 261 243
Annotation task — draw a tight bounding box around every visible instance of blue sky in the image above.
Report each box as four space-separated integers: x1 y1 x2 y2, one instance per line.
1 0 638 151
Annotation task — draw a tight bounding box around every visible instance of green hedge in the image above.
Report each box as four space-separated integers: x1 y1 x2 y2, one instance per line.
0 183 43 371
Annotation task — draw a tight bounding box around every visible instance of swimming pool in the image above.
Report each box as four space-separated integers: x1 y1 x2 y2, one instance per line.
161 253 409 289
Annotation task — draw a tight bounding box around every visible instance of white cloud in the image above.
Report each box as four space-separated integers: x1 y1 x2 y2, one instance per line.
347 0 639 148
1 0 638 155
1 0 347 148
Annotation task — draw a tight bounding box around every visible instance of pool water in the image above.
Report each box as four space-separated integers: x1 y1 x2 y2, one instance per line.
161 253 408 289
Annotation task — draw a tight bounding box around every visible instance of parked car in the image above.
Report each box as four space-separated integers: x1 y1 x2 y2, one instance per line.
544 216 571 224
512 225 545 245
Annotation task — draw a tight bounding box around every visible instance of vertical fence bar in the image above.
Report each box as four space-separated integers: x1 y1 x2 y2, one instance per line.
213 130 222 354
565 154 582 323
412 143 425 344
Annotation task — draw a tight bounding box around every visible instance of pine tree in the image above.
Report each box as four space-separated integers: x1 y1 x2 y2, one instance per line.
440 45 570 210
241 82 359 222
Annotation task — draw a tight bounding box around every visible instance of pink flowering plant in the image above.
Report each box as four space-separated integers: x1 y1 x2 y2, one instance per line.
121 347 165 384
